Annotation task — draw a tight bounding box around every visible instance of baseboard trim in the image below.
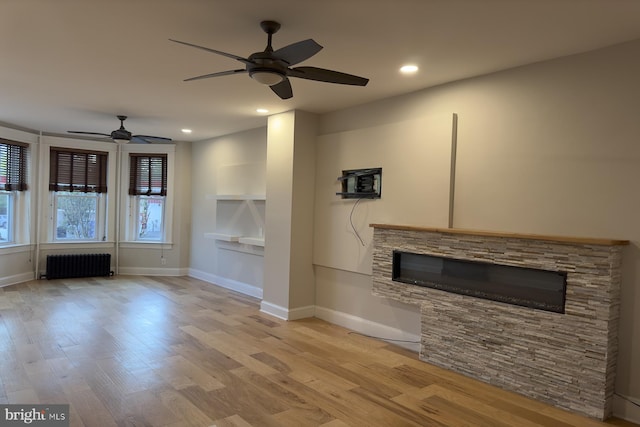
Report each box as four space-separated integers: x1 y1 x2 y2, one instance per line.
289 305 316 320
188 268 263 299
259 301 315 321
613 393 640 424
0 272 35 288
260 301 288 320
118 267 189 276
314 306 421 352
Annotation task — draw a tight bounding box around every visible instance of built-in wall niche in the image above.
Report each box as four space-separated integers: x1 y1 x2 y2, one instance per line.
204 162 267 249
204 195 265 247
336 167 382 199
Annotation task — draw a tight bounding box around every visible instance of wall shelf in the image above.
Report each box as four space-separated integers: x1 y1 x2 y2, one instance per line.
205 194 266 249
204 233 240 242
238 237 265 247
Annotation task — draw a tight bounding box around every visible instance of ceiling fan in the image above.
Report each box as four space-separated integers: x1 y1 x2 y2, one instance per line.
68 115 172 144
170 20 369 100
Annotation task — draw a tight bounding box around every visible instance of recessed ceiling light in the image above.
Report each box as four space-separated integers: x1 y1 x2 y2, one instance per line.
181 129 192 134
400 64 419 74
256 108 269 114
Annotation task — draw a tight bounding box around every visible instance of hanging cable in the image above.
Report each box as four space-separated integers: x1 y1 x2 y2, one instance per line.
348 331 420 344
614 393 640 409
349 197 366 246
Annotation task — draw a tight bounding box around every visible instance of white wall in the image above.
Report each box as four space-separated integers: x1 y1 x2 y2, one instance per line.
189 127 267 296
314 39 640 421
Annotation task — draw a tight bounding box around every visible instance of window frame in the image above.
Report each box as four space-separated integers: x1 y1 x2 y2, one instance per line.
120 144 174 246
41 136 117 245
0 134 33 249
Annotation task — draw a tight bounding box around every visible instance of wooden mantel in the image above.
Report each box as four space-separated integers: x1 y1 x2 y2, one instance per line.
369 223 629 247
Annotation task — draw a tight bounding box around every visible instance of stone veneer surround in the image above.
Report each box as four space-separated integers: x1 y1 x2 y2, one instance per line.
370 224 628 420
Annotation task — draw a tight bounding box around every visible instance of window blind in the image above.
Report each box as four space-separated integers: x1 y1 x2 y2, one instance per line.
129 154 167 196
49 147 108 193
0 138 28 191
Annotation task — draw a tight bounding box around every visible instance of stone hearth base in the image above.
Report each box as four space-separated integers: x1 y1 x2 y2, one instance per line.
371 224 627 420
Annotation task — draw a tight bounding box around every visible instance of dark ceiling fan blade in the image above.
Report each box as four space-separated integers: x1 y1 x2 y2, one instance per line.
132 135 173 144
270 78 293 99
288 66 369 86
273 39 323 66
68 131 111 137
184 69 247 82
169 39 253 65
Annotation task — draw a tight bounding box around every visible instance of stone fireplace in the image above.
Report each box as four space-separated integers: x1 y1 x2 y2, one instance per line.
371 224 628 420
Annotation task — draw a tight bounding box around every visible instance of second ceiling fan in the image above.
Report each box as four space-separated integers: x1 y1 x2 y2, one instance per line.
68 115 172 144
170 20 369 100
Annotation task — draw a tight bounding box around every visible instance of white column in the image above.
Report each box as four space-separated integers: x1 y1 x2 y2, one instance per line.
261 110 318 320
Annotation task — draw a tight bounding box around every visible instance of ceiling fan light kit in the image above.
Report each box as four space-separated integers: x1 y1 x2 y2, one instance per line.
170 20 369 99
250 69 285 86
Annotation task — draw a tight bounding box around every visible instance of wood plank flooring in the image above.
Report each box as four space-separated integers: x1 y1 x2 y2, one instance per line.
0 275 637 427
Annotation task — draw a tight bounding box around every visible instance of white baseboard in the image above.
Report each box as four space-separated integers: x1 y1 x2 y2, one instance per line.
118 267 189 276
314 306 421 352
0 272 35 288
289 305 316 320
259 301 315 321
613 393 640 424
188 268 263 299
260 301 288 320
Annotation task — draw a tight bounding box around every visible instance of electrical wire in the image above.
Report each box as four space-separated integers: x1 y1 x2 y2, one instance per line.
349 197 366 246
348 330 420 344
615 393 640 409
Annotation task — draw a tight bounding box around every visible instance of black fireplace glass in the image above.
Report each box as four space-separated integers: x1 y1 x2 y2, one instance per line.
392 251 567 313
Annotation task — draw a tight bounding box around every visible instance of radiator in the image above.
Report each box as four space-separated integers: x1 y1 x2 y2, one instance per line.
45 253 113 280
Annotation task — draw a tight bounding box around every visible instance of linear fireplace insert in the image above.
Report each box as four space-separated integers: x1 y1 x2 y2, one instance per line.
392 251 567 313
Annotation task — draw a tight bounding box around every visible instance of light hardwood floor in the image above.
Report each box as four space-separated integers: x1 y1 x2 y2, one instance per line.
0 275 637 427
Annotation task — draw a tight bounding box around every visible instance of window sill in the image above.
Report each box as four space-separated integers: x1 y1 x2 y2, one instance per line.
40 241 115 250
0 243 34 255
119 241 173 250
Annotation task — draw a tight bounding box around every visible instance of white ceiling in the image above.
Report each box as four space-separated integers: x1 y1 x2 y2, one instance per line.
1 0 640 142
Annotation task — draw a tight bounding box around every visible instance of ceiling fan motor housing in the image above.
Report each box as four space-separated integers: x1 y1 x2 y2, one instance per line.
247 52 288 85
111 129 132 140
112 116 132 140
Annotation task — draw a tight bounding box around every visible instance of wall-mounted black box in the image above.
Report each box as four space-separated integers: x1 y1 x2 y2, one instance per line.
336 167 382 199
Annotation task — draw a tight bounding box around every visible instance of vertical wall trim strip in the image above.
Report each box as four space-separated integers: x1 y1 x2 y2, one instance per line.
448 113 458 228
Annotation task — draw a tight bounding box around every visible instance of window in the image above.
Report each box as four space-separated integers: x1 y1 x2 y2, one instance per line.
136 196 164 240
0 139 28 245
50 147 108 241
0 192 13 243
54 192 100 240
129 154 167 241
